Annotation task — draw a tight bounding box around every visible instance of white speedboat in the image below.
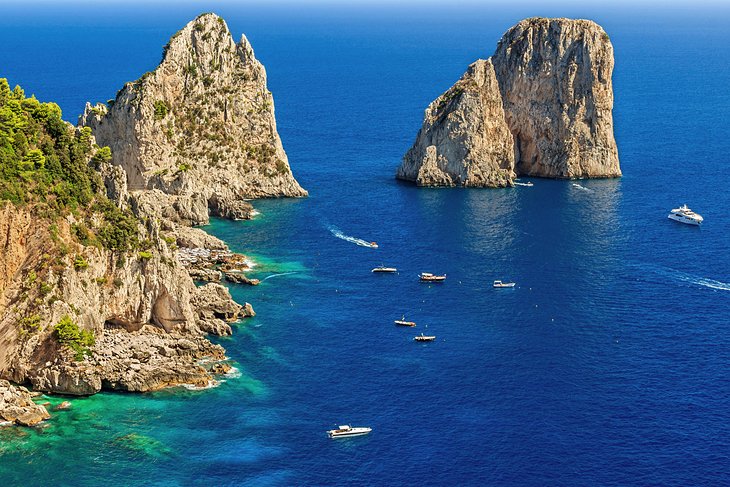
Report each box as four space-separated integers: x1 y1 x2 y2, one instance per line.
372 266 397 273
668 205 703 226
414 333 436 342
514 181 534 187
493 280 516 288
327 425 372 439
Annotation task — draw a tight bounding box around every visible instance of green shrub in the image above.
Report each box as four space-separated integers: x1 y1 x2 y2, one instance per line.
153 100 169 121
39 282 53 296
53 315 95 361
19 314 41 336
138 251 153 260
91 146 112 168
73 255 89 270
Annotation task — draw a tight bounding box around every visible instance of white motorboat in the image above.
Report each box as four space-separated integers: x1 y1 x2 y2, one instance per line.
394 315 416 327
327 425 372 439
514 181 534 187
668 205 703 226
414 333 436 342
372 266 397 273
419 272 446 282
493 280 516 288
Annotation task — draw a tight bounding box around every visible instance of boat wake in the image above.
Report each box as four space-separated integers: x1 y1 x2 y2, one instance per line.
261 271 298 282
631 263 730 292
514 182 533 187
327 225 378 249
571 183 592 192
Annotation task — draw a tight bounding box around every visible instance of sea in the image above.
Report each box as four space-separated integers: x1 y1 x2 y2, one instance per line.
1 1 730 485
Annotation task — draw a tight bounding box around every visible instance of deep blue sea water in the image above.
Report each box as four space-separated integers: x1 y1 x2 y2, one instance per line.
2 1 730 485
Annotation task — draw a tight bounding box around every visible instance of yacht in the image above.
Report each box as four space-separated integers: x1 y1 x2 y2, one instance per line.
414 333 436 342
493 280 516 288
419 272 446 282
394 315 416 327
372 266 397 273
369 242 379 248
327 425 372 439
668 205 703 226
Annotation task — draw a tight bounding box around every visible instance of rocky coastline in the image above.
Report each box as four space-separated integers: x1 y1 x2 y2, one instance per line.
0 13 305 426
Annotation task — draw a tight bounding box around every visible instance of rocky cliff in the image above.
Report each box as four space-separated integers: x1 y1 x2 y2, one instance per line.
398 17 620 187
0 24 278 425
81 13 307 224
0 198 250 398
397 59 515 187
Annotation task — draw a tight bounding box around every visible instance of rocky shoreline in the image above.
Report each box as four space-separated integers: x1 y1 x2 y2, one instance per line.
0 12 306 428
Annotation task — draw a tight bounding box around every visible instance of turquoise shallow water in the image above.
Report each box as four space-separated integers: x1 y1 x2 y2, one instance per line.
2 1 730 486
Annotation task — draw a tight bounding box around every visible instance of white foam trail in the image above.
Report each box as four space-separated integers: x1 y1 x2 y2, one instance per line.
327 225 378 249
260 271 298 282
514 182 533 187
571 183 592 192
250 210 260 217
632 263 730 292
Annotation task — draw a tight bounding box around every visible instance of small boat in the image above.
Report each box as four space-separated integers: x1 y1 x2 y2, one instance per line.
493 280 516 288
369 242 379 248
327 425 372 439
414 333 436 342
419 272 446 282
514 181 534 187
372 266 397 273
668 205 703 226
394 315 416 327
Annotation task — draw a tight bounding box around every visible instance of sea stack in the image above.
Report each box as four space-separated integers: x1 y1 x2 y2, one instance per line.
397 17 621 187
82 13 307 223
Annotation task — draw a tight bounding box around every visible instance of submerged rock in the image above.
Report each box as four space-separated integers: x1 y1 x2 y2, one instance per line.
399 17 620 186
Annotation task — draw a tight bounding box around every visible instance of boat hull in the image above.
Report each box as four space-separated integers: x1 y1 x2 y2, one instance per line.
327 428 372 438
394 321 416 327
668 214 701 226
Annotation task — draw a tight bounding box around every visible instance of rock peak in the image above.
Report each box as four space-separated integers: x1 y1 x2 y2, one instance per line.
398 17 620 187
82 13 306 224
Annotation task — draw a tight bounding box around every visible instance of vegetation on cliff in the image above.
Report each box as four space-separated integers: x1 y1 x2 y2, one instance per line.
0 78 139 251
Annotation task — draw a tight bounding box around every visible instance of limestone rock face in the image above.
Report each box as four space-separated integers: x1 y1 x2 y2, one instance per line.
398 17 620 186
492 18 620 178
397 60 515 187
81 13 307 225
0 198 248 396
29 327 228 394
